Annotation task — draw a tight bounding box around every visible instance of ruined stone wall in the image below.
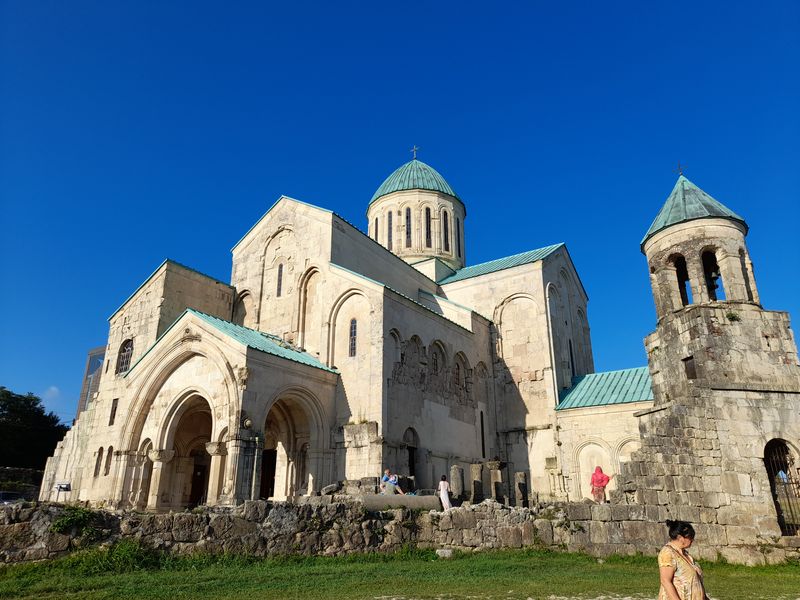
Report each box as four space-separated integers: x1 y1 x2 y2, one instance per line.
3 499 797 566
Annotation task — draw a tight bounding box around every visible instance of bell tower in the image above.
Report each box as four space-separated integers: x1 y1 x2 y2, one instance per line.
642 175 758 321
640 175 798 395
614 175 800 561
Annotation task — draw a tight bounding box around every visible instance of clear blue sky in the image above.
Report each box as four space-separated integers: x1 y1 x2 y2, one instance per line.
1 2 798 424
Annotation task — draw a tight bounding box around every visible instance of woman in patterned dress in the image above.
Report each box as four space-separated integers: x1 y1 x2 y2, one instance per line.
658 520 710 600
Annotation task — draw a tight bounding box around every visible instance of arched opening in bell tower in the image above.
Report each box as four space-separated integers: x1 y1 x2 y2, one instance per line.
702 250 726 301
670 254 692 306
764 439 800 536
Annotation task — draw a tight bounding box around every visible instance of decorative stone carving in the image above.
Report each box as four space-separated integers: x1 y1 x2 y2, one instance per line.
237 366 249 389
147 449 175 463
205 442 227 456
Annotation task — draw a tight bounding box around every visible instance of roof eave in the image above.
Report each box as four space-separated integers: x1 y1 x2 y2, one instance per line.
640 215 749 253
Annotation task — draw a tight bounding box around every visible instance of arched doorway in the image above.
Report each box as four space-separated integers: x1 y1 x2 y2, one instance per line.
764 439 800 536
260 397 315 500
157 395 213 510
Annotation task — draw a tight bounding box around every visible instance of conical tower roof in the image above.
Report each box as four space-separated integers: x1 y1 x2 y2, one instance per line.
641 175 747 249
369 159 461 205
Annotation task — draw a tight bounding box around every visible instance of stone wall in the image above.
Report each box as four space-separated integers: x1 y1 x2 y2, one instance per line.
3 499 797 566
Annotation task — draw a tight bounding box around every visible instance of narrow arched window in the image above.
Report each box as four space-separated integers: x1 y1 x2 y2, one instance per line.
94 447 104 477
104 446 114 476
702 251 725 301
454 362 461 387
568 339 575 377
349 319 357 357
405 207 412 248
276 264 283 297
387 211 393 250
374 217 379 242
425 208 432 248
672 255 692 306
115 339 134 374
432 351 439 374
456 217 461 258
443 210 450 252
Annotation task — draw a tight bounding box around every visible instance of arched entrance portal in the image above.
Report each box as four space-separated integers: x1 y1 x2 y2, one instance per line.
260 397 314 500
154 395 213 510
764 439 800 536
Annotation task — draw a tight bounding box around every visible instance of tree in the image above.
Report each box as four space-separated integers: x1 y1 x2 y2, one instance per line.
0 386 68 469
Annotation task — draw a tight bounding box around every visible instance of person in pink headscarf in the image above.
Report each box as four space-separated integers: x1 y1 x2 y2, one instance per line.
590 466 612 503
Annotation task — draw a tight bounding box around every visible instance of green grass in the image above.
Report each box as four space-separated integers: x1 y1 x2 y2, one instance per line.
0 541 797 600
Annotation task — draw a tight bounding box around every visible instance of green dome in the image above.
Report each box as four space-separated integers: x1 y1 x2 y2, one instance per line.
641 175 747 249
369 159 461 205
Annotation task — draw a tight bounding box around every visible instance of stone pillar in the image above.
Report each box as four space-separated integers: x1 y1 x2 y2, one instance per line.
469 463 483 502
205 442 227 506
133 452 153 510
110 450 136 509
450 464 464 500
486 460 504 503
514 471 529 508
307 449 327 494
222 436 259 504
250 437 264 501
687 260 707 303
146 449 175 511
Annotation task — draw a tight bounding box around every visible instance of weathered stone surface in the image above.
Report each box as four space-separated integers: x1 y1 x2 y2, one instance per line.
2 500 797 566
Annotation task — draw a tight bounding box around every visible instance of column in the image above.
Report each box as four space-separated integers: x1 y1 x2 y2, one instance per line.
250 437 264 501
205 442 227 506
687 260 707 303
307 449 327 495
110 450 136 509
469 463 483 502
449 464 464 500
146 449 175 511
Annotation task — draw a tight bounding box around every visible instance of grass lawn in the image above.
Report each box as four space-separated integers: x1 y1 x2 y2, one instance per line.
1 543 798 600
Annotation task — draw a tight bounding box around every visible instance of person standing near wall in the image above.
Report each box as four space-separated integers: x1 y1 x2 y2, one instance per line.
590 466 611 503
658 520 710 600
438 475 452 510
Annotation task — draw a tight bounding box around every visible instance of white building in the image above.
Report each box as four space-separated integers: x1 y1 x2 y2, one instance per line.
50 158 764 511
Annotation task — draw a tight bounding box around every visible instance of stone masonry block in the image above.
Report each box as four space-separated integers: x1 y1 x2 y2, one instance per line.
591 504 612 521
567 503 592 521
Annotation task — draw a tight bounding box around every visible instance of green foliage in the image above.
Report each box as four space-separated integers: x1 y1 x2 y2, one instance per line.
1 546 798 599
726 310 742 322
0 386 67 469
59 539 163 575
50 506 100 540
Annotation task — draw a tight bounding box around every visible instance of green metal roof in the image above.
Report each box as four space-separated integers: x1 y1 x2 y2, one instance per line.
369 159 461 205
556 366 653 410
187 309 337 373
124 307 338 376
641 176 747 249
437 243 564 285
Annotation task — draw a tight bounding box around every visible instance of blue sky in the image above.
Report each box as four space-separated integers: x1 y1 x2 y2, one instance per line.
1 1 798 424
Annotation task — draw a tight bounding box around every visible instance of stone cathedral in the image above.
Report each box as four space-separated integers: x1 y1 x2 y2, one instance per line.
41 159 800 542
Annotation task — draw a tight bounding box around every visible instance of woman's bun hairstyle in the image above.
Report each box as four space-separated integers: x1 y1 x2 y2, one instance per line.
666 519 696 540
